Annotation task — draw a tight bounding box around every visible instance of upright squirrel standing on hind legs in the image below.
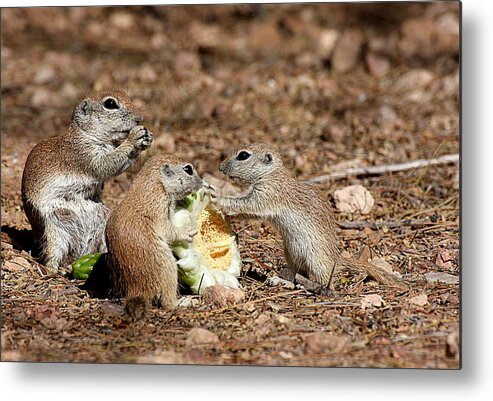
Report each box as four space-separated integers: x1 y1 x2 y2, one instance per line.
103 156 203 320
22 90 153 271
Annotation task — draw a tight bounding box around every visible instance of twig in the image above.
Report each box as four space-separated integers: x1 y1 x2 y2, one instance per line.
303 154 459 184
301 302 360 308
338 219 442 230
393 222 458 238
399 196 457 220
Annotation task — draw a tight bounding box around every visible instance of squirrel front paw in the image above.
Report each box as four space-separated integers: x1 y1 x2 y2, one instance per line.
127 125 153 151
203 180 219 202
177 228 197 243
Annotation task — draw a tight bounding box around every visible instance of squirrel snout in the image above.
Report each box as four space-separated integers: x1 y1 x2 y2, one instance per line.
219 161 226 173
133 113 144 124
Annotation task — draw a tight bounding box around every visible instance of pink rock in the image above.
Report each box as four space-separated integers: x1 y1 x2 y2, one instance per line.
202 285 245 308
317 29 339 58
332 29 364 73
186 328 219 349
366 52 390 78
334 185 375 214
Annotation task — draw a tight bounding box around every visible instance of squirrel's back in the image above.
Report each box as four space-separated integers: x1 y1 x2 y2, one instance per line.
21 136 90 203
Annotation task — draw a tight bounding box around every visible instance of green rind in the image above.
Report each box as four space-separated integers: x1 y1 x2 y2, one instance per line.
71 252 102 280
171 187 242 294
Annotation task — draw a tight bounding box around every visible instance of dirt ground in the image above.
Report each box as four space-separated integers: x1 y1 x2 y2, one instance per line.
1 3 460 368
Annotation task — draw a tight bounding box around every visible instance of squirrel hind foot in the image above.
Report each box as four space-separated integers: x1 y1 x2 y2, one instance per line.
124 297 148 322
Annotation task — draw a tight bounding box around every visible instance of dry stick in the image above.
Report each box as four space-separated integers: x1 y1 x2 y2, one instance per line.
338 219 442 230
303 154 459 184
393 222 458 239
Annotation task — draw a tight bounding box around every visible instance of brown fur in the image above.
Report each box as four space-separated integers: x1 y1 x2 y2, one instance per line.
211 143 407 291
124 297 148 322
105 155 203 312
21 90 152 270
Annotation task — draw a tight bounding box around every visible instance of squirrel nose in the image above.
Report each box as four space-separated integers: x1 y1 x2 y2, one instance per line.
219 161 225 172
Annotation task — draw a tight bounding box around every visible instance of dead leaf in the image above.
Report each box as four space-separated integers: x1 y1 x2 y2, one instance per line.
10 257 32 271
3 261 24 272
334 185 375 214
360 294 385 310
357 245 372 263
370 258 394 274
435 249 454 270
1 241 13 251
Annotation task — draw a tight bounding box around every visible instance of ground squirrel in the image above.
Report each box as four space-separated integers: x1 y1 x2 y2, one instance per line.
104 155 202 314
21 90 153 271
208 143 405 292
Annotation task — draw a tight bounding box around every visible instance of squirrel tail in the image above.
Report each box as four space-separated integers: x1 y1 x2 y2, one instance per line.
124 297 148 322
338 257 409 289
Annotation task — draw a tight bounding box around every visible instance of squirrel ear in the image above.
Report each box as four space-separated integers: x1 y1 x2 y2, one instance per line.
80 100 89 115
264 153 273 164
161 164 174 177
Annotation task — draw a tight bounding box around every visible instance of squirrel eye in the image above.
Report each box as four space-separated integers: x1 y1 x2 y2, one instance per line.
103 98 119 110
236 151 251 161
183 164 193 176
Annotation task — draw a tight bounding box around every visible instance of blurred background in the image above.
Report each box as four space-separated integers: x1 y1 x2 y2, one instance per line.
2 4 459 160
2 1 460 224
1 2 460 368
